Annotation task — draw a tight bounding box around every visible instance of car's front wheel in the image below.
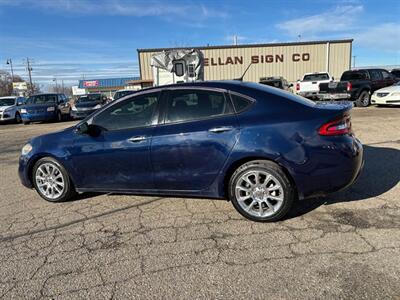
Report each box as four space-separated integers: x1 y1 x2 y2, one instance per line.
56 111 62 122
32 157 76 202
15 112 22 123
229 160 295 222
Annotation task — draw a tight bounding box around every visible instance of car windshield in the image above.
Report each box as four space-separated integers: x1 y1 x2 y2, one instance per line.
77 94 102 103
114 90 134 100
0 98 16 106
27 95 57 104
341 71 368 81
303 73 329 81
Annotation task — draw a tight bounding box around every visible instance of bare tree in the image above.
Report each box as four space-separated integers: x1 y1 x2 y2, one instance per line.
0 70 40 96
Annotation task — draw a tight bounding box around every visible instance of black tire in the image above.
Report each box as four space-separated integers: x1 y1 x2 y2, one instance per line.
23 121 30 125
15 112 22 124
355 90 370 107
228 160 295 222
32 157 76 202
56 111 62 122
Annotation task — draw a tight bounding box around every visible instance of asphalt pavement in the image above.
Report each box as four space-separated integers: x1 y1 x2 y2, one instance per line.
0 106 399 299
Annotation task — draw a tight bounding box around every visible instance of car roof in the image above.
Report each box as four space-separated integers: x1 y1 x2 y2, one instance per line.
0 96 17 99
135 80 296 101
31 93 62 96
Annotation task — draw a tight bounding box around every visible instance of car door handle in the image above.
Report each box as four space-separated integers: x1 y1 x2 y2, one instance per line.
209 126 234 133
128 136 147 143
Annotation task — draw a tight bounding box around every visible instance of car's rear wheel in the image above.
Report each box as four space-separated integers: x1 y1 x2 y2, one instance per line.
32 157 76 202
229 160 295 222
23 121 30 125
356 91 370 107
56 111 62 122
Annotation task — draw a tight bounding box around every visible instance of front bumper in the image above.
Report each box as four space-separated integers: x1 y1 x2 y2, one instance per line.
371 94 400 105
0 112 14 121
21 112 56 122
18 155 34 188
70 109 96 119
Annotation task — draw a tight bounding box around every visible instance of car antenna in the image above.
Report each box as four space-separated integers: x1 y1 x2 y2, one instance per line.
235 62 253 81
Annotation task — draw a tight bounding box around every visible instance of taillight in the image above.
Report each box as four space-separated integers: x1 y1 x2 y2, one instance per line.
296 83 300 91
319 115 352 136
347 82 352 92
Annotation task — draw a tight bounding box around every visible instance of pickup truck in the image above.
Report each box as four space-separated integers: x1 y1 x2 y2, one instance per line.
319 69 397 107
296 72 333 99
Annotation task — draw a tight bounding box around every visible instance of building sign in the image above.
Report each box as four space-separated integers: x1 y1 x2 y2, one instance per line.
83 80 99 87
72 86 86 96
12 82 28 90
204 53 310 66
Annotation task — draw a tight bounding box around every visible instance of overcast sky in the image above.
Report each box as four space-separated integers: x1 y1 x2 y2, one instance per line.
0 0 399 90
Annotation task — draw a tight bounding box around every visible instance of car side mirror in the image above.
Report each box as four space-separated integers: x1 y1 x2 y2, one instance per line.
289 83 293 88
75 122 102 137
332 77 335 80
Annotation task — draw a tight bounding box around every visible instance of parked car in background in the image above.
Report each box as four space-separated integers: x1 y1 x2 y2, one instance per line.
20 93 70 125
319 69 397 107
70 93 107 119
390 69 400 81
296 72 333 99
259 76 292 91
113 89 136 101
371 81 400 106
19 81 363 222
0 96 26 123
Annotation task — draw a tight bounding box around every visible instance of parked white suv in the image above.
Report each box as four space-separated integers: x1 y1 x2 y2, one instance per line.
296 72 333 99
0 96 26 123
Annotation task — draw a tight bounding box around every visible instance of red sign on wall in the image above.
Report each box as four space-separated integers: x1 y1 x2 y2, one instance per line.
83 80 99 87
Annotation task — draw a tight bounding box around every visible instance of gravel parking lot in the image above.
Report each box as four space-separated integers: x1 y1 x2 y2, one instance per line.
0 107 399 299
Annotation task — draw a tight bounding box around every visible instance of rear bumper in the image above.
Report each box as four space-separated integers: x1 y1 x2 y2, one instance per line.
296 137 364 199
298 92 320 99
317 93 351 100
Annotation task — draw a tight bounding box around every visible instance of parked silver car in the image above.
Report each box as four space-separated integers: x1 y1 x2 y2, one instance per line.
0 96 26 123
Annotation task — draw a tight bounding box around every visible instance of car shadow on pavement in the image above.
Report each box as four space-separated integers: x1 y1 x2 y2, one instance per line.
286 144 400 219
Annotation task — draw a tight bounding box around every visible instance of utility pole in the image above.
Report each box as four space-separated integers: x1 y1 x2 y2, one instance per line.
6 59 14 82
53 77 58 93
352 55 356 68
233 35 238 46
61 79 64 94
25 58 34 94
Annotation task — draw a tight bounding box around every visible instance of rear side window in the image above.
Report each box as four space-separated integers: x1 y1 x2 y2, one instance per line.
381 70 391 79
230 93 253 113
166 89 231 123
341 71 368 81
370 70 382 80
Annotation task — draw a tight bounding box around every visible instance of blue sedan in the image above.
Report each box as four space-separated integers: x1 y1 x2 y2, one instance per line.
19 81 363 222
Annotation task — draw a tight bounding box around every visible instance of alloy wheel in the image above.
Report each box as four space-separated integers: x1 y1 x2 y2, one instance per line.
235 170 284 218
35 162 65 200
